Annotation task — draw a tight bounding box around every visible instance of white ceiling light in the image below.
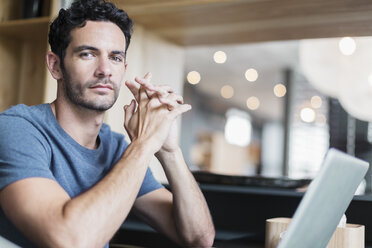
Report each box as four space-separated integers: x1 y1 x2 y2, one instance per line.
187 71 201 85
299 38 344 98
300 107 316 123
300 37 372 122
246 96 260 110
245 68 258 82
339 37 356 56
310 96 322 109
214 51 227 64
221 85 234 99
224 109 251 147
273 83 286 97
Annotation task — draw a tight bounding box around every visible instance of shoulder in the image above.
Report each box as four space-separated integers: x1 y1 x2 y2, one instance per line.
0 104 52 152
1 103 48 116
0 104 50 126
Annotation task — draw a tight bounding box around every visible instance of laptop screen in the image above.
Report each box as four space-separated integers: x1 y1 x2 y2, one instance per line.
278 148 369 248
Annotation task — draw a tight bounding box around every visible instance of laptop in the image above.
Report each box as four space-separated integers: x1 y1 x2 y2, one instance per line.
0 236 19 248
278 148 369 248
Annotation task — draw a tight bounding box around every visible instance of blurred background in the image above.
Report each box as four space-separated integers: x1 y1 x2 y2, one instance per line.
2 0 372 193
180 37 372 185
181 40 328 179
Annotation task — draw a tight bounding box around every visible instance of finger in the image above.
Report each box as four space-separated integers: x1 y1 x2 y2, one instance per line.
158 93 184 110
167 93 184 105
144 72 152 81
125 80 140 102
158 97 176 111
138 87 150 107
124 100 136 128
135 77 174 100
157 85 174 94
127 77 156 101
123 104 129 128
152 85 174 95
135 75 172 98
135 76 156 92
147 96 163 109
135 78 157 100
170 104 192 118
152 86 170 99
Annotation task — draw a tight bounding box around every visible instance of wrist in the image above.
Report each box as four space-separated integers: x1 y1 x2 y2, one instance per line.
156 146 182 159
155 147 184 170
130 138 157 155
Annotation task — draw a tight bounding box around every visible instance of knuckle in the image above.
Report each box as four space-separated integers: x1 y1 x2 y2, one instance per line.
168 93 176 101
165 85 174 92
147 98 157 108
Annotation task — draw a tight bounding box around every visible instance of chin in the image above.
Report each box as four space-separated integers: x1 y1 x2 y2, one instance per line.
85 102 115 112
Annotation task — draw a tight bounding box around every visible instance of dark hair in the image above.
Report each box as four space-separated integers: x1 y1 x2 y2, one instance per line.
48 0 133 65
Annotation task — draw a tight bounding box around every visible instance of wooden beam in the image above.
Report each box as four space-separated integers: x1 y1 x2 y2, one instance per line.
154 11 372 45
112 0 372 46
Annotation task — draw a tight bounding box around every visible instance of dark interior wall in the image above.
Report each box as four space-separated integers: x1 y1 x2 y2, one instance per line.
329 98 372 193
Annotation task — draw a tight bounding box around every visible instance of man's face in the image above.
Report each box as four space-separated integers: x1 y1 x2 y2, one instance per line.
61 21 127 112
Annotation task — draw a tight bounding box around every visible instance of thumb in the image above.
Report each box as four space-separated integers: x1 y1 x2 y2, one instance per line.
125 80 140 102
124 100 136 128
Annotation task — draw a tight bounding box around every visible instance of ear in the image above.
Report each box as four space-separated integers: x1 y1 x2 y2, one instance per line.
46 51 63 80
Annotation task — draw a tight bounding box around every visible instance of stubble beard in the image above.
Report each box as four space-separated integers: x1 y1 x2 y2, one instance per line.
61 67 120 112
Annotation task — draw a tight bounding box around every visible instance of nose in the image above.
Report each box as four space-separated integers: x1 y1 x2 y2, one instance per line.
94 57 112 78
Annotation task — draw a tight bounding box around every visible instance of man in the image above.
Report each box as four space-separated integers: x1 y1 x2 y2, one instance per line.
0 0 215 247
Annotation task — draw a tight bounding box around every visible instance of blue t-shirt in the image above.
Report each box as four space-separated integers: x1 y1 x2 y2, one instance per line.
0 104 163 247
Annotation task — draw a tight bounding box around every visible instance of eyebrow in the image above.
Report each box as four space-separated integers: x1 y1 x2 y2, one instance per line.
112 50 126 58
73 45 125 58
73 45 98 53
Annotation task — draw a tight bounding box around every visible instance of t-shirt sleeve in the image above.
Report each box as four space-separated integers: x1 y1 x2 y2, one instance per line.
137 167 164 198
0 115 55 190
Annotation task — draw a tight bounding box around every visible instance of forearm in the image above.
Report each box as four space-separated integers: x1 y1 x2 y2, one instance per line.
156 148 215 247
60 141 153 248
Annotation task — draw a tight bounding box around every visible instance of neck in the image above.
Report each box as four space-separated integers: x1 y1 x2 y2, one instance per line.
50 99 105 149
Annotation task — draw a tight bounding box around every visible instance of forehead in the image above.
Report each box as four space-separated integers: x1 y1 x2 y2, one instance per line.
68 21 126 51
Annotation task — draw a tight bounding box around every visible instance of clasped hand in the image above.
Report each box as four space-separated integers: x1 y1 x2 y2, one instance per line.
123 72 191 154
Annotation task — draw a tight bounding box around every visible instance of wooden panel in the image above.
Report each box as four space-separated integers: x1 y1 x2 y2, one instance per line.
112 0 237 9
0 38 22 112
18 39 48 106
0 17 50 41
266 218 365 248
0 0 55 111
0 0 51 22
157 18 372 46
0 0 23 22
114 0 372 46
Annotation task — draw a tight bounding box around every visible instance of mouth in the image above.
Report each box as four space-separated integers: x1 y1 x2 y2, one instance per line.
90 84 113 91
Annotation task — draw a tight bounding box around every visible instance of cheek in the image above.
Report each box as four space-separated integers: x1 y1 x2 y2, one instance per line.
113 66 126 84
68 61 96 82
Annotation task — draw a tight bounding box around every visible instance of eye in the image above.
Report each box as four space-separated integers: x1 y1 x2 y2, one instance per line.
79 52 94 58
111 55 123 62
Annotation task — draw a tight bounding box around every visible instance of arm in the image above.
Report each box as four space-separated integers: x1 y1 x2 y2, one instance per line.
0 88 190 248
0 140 151 248
125 75 215 247
131 150 215 248
157 148 215 247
